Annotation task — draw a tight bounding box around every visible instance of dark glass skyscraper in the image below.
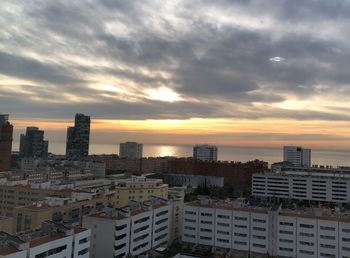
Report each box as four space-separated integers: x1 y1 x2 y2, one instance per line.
66 113 90 160
0 114 13 171
19 127 48 159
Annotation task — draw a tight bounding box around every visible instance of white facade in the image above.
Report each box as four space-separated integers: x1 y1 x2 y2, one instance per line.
0 222 90 258
182 198 350 258
119 142 143 159
193 144 218 161
283 146 311 167
83 197 173 258
252 172 350 203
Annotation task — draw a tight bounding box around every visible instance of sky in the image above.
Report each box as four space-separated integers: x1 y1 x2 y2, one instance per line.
2 0 350 151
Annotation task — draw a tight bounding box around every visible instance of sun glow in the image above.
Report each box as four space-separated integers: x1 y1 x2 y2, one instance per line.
144 87 183 102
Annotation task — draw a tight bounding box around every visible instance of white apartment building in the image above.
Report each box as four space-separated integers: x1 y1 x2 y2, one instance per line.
0 221 90 258
193 144 218 162
283 146 311 167
119 142 143 159
252 170 350 203
182 196 350 258
83 196 173 258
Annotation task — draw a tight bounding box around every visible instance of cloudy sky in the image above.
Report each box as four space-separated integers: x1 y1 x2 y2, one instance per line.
2 0 350 152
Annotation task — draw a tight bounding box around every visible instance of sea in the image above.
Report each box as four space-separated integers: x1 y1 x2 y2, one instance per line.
12 142 350 167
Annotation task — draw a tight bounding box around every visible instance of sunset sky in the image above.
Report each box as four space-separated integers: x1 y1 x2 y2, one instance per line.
2 0 350 151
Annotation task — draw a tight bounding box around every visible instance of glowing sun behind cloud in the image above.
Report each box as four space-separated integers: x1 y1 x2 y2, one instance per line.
144 87 183 102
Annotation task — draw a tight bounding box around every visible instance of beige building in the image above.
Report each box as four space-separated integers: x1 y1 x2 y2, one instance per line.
114 176 168 207
0 183 72 217
11 192 115 233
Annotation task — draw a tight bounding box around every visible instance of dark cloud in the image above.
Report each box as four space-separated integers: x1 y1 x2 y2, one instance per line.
1 0 350 121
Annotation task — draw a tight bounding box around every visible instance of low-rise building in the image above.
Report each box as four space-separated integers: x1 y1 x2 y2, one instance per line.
114 176 168 207
252 168 350 204
182 196 350 258
83 196 172 258
12 192 112 233
0 221 90 258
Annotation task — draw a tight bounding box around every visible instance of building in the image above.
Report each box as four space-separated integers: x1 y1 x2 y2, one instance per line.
168 158 268 192
252 167 350 204
193 144 218 161
66 114 90 160
283 146 311 167
11 192 111 233
19 127 48 159
114 176 168 207
105 157 169 174
0 115 13 172
182 196 350 258
119 142 143 159
0 182 72 217
83 196 172 258
163 174 224 190
0 221 90 258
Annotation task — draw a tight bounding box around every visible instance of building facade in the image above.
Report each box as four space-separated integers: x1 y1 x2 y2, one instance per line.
283 146 311 167
252 170 350 204
66 114 90 160
119 142 143 159
83 197 172 258
183 196 350 258
114 176 168 207
193 144 218 161
0 114 13 172
0 221 90 258
19 127 48 159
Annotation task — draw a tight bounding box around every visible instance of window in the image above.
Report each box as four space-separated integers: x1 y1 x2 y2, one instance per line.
300 241 314 246
252 243 266 248
300 224 314 228
279 247 293 252
300 250 314 255
234 232 247 237
320 226 335 231
320 244 335 249
280 221 293 226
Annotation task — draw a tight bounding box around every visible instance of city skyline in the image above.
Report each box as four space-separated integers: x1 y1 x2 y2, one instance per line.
2 1 350 150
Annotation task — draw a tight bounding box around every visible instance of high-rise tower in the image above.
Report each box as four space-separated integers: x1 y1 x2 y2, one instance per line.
19 127 48 159
0 114 13 171
66 113 90 160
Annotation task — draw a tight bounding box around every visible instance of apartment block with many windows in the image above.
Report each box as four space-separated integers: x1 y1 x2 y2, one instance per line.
83 196 172 258
182 196 350 258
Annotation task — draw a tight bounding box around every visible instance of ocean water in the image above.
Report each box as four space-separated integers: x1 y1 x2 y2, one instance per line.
12 142 350 167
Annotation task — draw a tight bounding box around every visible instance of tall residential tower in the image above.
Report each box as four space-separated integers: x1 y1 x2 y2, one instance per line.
283 145 311 167
66 113 90 160
19 127 48 159
0 114 13 171
193 144 218 161
119 142 143 159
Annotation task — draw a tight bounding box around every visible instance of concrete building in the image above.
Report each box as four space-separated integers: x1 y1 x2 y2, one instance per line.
283 146 311 167
11 192 111 233
19 127 48 159
168 158 268 192
182 196 350 258
193 144 218 161
114 176 168 207
119 142 143 159
0 114 13 172
0 182 72 217
252 168 350 204
0 221 90 258
83 196 172 258
163 174 224 190
66 114 90 160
